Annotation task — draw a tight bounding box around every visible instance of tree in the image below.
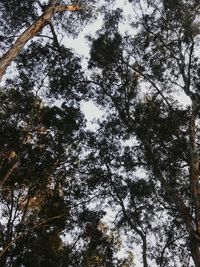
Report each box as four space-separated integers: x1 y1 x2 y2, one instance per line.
0 1 132 266
0 84 132 266
0 84 83 265
2 0 200 266
0 0 98 79
84 1 200 266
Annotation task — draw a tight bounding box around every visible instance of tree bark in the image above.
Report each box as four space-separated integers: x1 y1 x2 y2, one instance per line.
141 142 200 266
190 233 200 267
0 162 19 189
188 102 200 266
0 3 82 80
189 102 200 236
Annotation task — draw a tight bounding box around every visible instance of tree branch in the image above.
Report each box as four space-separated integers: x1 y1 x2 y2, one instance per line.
0 213 66 257
0 2 83 79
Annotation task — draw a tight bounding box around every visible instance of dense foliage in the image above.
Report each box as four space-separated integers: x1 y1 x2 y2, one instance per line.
1 0 200 266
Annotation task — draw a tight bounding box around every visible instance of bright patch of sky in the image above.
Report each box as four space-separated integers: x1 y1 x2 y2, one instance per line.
80 101 104 130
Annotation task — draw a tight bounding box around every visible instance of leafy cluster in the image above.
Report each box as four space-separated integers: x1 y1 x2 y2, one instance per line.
1 0 200 266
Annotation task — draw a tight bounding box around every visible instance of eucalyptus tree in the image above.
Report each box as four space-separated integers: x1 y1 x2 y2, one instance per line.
0 83 131 266
85 0 200 266
0 81 83 266
0 0 99 79
3 0 200 266
0 0 134 266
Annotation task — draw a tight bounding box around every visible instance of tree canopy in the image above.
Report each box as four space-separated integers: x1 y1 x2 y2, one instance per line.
1 0 200 266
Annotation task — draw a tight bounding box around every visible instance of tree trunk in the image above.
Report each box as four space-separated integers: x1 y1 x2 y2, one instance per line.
0 3 82 80
189 102 200 235
190 233 200 267
188 102 200 266
143 143 200 266
0 162 19 189
141 234 148 267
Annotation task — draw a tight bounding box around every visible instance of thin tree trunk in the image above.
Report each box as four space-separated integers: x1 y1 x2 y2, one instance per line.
0 3 82 79
109 177 149 267
190 233 200 267
188 102 200 266
0 162 19 189
189 102 200 235
141 233 148 267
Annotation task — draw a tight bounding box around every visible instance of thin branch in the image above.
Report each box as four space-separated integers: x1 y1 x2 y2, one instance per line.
0 162 19 189
0 213 66 257
125 60 174 111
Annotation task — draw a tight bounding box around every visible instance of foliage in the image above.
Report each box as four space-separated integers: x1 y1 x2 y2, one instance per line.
1 0 200 266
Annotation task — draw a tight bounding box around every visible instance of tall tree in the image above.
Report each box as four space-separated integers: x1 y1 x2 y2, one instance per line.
0 1 132 266
2 0 200 266
85 1 200 266
0 84 132 266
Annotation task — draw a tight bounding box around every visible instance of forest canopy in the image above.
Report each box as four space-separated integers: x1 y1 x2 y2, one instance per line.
1 0 200 266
